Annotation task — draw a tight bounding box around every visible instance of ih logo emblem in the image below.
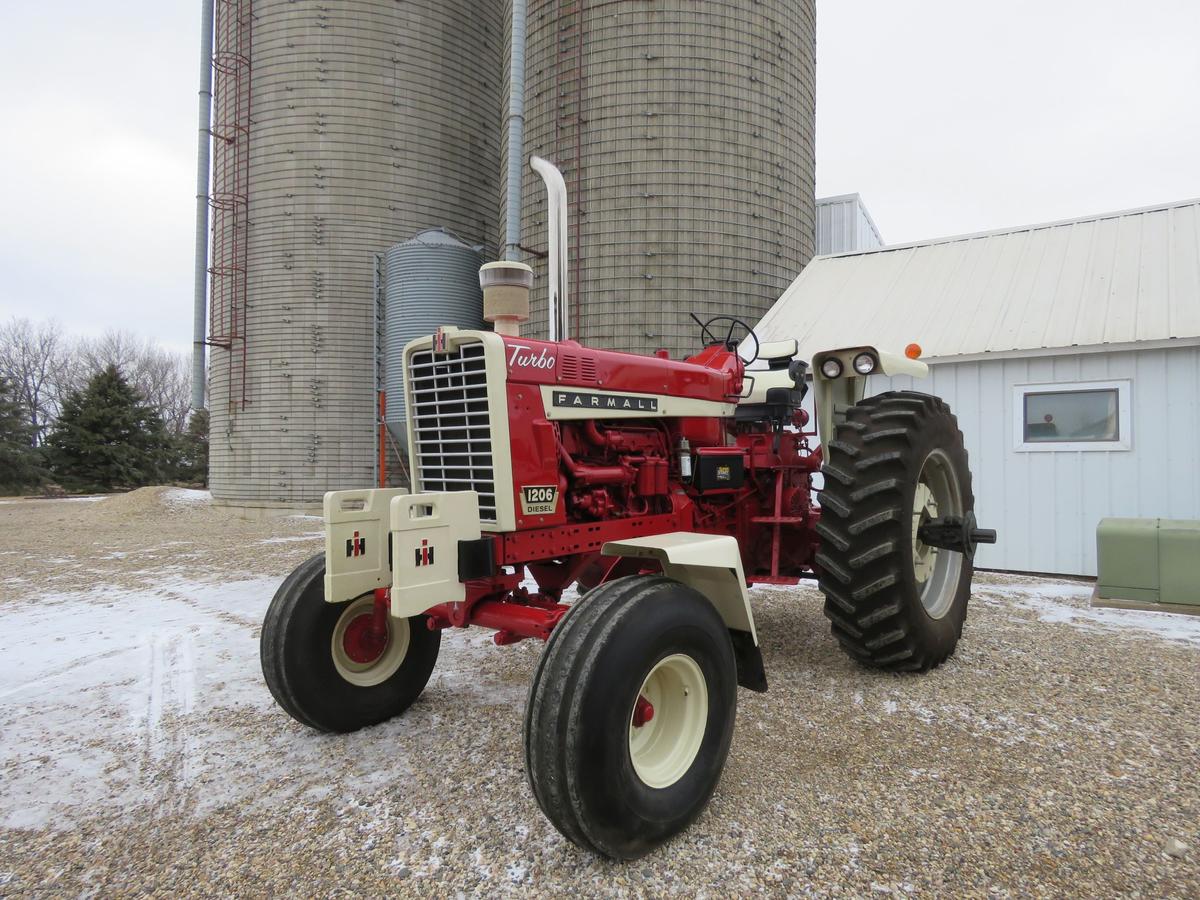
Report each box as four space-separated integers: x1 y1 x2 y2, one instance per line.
345 531 366 558
433 328 449 353
415 539 435 567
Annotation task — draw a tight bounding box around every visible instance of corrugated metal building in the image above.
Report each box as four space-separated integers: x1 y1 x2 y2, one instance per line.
815 193 883 255
755 199 1200 576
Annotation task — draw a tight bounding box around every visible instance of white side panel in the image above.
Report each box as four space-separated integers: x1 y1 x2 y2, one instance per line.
874 346 1200 576
389 491 482 617
323 488 410 604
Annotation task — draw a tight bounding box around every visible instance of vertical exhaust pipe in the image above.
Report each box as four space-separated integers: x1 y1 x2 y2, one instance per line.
504 0 527 262
530 155 569 342
191 0 215 410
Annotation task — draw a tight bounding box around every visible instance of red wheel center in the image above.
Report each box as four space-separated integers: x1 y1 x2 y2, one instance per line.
342 613 388 664
632 695 655 728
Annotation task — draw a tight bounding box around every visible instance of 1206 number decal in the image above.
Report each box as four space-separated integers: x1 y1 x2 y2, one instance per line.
521 485 559 515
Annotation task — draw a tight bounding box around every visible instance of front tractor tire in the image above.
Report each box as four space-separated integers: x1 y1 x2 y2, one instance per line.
261 554 441 732
524 575 738 860
816 391 975 672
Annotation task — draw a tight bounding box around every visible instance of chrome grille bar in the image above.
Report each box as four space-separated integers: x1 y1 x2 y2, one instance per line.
407 341 497 521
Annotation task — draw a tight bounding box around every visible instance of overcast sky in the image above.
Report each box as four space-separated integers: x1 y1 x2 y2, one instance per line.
1 1 1197 355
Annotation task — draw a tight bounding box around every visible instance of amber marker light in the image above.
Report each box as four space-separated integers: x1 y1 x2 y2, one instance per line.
905 343 923 359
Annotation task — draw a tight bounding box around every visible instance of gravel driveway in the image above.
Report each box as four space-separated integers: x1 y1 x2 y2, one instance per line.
1 488 1197 897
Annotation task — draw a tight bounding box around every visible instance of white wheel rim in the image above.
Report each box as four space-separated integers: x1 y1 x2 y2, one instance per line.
330 595 410 687
912 449 964 619
911 481 939 584
628 654 709 789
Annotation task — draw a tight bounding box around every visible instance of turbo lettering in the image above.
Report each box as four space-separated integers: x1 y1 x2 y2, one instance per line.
508 343 556 370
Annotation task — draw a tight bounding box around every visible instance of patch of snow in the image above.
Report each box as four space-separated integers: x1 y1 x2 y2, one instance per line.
1021 596 1200 647
0 572 492 830
259 533 324 544
978 579 1200 647
163 488 211 507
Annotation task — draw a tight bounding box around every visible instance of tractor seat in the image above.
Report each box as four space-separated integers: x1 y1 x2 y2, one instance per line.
757 338 799 370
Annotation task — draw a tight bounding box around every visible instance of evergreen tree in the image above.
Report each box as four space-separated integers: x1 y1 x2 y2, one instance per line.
46 365 172 491
0 375 40 492
175 408 209 486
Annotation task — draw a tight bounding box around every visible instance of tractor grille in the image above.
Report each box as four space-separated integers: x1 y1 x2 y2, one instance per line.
407 341 497 522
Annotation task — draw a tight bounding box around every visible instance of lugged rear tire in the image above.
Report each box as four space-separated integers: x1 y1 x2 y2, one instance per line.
524 575 737 860
261 554 441 732
815 391 975 672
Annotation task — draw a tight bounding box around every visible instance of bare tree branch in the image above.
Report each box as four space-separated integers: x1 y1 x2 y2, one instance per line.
0 317 72 445
75 331 192 434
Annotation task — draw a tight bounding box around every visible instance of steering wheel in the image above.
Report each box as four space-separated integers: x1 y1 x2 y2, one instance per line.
690 314 760 365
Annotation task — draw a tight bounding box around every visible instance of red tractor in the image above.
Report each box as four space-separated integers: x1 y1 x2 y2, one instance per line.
262 158 995 859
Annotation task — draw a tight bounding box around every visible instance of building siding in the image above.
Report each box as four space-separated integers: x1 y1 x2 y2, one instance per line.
874 345 1200 576
815 194 883 255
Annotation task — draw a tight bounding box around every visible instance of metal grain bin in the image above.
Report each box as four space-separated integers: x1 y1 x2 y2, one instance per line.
207 0 503 508
384 230 486 445
504 0 817 358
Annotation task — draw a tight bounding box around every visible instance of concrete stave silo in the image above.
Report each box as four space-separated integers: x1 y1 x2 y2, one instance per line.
506 0 816 359
207 0 503 509
207 0 816 507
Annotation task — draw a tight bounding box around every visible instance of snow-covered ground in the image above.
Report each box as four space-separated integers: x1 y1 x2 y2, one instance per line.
1 489 1197 896
0 572 526 831
974 577 1200 647
3 566 1197 831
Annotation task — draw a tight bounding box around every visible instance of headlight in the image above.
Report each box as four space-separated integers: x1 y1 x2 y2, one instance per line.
820 358 843 379
852 352 876 375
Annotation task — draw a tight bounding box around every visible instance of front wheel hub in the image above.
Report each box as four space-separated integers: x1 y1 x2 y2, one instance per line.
628 654 708 789
341 614 388 664
330 595 412 687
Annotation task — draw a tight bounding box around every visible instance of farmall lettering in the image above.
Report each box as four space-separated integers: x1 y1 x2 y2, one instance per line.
552 390 659 412
508 343 556 370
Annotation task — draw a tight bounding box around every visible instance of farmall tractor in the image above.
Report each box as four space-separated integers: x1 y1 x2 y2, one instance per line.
262 157 995 859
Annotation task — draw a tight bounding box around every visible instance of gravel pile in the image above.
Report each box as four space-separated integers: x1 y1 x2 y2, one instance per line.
0 489 1196 897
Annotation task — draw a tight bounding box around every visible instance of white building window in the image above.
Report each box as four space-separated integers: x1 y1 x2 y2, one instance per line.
1013 379 1131 452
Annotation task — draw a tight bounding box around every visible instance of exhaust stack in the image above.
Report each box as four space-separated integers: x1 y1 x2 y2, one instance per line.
530 155 569 342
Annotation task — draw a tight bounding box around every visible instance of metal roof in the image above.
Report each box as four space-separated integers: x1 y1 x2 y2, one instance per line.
755 198 1200 362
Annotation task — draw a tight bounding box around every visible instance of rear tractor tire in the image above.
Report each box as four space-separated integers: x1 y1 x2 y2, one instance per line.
524 575 738 859
816 391 976 672
261 554 441 732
